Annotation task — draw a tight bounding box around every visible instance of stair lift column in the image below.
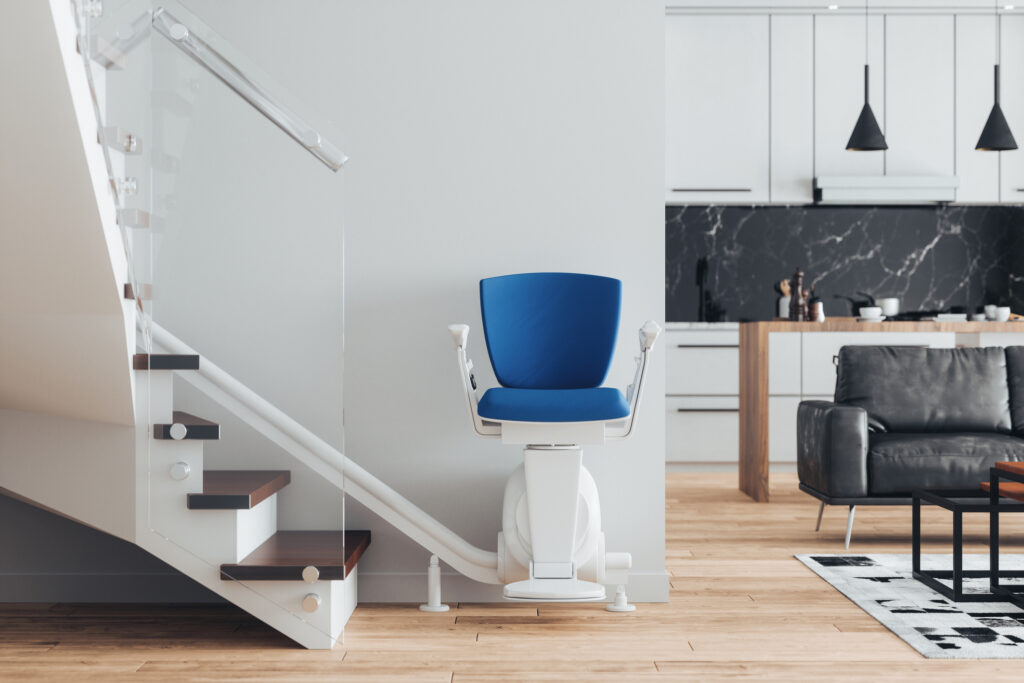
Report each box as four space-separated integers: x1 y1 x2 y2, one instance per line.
503 445 605 601
523 446 580 580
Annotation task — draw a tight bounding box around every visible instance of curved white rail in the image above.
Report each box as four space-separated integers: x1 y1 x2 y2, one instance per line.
149 322 500 584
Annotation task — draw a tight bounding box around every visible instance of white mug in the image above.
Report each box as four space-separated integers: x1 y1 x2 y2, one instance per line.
878 297 900 317
997 306 1012 322
985 304 999 320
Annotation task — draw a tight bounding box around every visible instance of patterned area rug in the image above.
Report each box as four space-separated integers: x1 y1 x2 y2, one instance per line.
796 554 1024 658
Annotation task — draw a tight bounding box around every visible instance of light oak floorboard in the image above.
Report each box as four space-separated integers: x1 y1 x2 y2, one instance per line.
4 472 1024 680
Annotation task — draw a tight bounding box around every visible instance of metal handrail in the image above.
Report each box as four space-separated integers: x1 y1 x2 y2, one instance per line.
152 8 347 172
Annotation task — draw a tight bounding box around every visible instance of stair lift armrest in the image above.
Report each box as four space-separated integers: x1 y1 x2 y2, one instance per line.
608 320 662 439
448 324 501 438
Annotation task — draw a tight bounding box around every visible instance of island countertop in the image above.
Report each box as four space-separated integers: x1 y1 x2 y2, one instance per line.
740 317 1024 333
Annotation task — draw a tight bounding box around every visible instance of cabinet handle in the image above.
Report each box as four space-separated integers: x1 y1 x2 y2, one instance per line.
676 408 739 413
676 344 739 349
671 188 751 193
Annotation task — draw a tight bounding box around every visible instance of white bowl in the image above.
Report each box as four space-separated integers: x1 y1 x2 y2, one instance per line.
859 306 883 320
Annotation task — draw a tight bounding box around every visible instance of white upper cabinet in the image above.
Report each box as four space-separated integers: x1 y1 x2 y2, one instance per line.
770 15 814 204
885 15 955 176
956 14 1001 202
1000 14 1024 202
663 8 1023 205
814 14 886 177
665 15 770 204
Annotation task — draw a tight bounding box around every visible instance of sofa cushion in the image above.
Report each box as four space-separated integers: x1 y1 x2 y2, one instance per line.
868 432 1024 494
1005 346 1024 434
835 346 1012 433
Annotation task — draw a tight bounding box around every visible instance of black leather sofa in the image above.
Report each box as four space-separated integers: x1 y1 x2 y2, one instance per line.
797 345 1024 546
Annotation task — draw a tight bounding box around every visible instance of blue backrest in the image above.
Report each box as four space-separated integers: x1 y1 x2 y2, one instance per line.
479 273 621 389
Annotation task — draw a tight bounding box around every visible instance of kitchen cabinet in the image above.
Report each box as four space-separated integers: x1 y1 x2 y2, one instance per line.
665 15 770 204
956 14 1001 203
814 14 886 178
665 325 740 464
666 396 739 463
666 345 738 395
662 8 1024 205
1000 14 1024 202
770 15 814 204
885 15 955 176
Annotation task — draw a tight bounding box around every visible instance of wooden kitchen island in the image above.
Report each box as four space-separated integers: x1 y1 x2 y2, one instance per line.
739 318 1024 502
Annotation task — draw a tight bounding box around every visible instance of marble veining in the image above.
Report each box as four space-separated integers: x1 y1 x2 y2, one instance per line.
666 205 1024 322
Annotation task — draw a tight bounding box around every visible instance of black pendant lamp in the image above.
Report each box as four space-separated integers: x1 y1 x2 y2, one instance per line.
977 3 1017 151
846 1 887 151
846 66 888 150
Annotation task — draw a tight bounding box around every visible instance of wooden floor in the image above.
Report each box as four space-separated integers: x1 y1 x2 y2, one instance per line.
5 472 1024 681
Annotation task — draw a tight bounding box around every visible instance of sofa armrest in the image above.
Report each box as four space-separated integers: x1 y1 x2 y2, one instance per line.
797 401 869 499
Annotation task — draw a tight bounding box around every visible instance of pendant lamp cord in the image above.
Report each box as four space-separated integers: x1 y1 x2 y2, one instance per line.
865 0 869 64
996 0 1001 67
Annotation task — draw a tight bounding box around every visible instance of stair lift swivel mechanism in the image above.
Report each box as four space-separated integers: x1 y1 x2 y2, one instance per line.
448 317 661 604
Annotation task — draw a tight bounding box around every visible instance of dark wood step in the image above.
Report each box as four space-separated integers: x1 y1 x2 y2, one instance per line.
188 471 291 510
154 411 220 440
123 283 152 300
133 353 200 371
220 531 370 581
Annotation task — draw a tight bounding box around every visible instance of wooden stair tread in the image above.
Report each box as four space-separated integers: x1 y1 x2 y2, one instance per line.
981 480 1024 503
220 531 370 581
188 471 291 510
995 461 1024 476
153 411 220 440
133 353 199 371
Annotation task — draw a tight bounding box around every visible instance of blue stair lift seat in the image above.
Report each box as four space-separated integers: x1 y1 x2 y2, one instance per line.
480 273 621 390
449 272 661 604
477 388 630 423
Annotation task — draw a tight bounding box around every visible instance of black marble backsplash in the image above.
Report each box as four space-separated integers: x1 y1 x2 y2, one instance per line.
666 205 1024 322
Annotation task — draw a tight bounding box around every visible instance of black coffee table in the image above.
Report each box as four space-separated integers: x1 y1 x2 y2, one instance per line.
912 488 1024 602
989 464 1024 606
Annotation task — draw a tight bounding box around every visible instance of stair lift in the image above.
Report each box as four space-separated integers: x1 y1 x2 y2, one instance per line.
449 272 661 603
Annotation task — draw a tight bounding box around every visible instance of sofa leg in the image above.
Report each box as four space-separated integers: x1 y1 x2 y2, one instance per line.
814 501 825 532
844 505 856 550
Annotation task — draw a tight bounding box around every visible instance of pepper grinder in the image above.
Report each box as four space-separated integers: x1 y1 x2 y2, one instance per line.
788 269 806 321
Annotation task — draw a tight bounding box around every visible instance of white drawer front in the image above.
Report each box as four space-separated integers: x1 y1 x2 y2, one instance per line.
667 345 739 395
768 332 801 395
666 396 739 463
800 332 956 396
769 396 801 463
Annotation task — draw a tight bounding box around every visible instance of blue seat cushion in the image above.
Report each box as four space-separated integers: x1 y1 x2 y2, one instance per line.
477 387 630 423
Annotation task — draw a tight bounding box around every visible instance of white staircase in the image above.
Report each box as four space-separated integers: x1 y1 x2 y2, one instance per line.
0 0 509 650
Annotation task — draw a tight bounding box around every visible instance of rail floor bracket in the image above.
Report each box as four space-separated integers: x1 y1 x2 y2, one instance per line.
419 555 450 613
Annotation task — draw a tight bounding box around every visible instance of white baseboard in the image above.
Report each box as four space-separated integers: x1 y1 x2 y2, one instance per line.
356 569 670 604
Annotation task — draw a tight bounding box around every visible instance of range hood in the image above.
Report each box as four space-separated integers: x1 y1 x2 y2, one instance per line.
814 176 959 204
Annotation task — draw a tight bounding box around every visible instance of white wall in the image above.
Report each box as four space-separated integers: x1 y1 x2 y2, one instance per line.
137 0 666 601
